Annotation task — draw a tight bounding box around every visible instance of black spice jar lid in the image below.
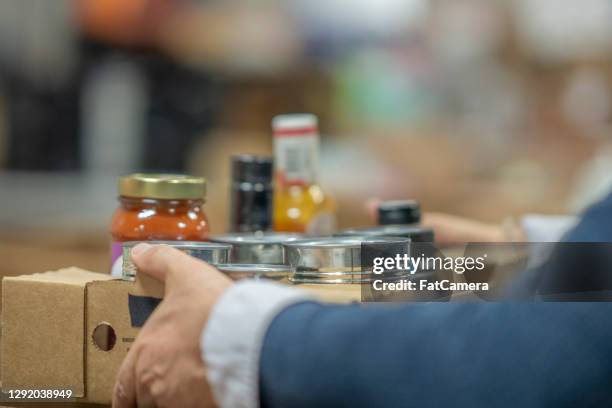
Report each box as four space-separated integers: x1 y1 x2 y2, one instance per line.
231 155 273 183
378 200 421 225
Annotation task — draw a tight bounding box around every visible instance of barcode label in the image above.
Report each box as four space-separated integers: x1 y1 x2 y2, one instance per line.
274 134 318 185
285 147 303 176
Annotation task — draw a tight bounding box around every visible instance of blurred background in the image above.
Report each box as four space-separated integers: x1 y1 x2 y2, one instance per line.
2 0 612 276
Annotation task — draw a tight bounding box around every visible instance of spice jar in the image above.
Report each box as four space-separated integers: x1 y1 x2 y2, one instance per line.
336 200 433 243
377 200 421 225
229 155 274 233
110 174 209 268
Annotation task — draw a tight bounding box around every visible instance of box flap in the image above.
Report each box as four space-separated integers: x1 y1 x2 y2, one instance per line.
6 267 113 285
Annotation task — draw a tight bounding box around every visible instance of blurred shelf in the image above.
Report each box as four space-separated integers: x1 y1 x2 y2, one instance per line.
0 171 117 231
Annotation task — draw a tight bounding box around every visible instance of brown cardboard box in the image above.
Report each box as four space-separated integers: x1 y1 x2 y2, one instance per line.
0 265 356 406
1 268 161 405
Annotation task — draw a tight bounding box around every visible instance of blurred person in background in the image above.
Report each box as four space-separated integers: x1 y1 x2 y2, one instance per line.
0 0 80 170
76 0 220 172
0 0 300 173
0 0 219 173
562 66 612 213
386 63 612 246
365 198 578 245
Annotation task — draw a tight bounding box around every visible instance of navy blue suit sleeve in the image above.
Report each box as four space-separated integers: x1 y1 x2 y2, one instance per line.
260 302 612 408
259 192 612 407
563 190 612 243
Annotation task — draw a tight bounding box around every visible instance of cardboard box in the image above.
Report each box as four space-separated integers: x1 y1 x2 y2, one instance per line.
0 265 358 406
1 268 162 405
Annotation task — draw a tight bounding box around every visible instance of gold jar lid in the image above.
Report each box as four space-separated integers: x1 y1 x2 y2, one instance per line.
119 174 206 200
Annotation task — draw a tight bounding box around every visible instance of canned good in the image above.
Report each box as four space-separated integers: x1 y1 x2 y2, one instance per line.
216 264 292 282
283 236 415 303
335 225 434 242
122 241 231 280
284 236 411 284
210 232 302 264
285 236 451 303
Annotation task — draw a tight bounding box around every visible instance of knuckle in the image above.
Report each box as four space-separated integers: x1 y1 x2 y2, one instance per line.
140 245 176 270
133 337 152 355
113 380 128 403
150 244 174 259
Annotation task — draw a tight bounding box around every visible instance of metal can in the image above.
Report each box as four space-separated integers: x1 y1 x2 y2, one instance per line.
335 225 434 242
284 236 449 303
210 232 302 264
283 236 411 284
216 264 292 282
283 236 414 303
121 241 231 281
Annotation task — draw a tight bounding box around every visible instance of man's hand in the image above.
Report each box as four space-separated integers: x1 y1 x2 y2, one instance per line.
365 199 512 245
421 212 506 245
113 243 233 408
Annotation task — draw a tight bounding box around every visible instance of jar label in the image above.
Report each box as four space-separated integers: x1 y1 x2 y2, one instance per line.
274 132 319 186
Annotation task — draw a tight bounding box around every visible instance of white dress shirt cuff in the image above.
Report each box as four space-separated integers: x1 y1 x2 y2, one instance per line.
520 214 578 242
520 214 579 268
201 281 311 408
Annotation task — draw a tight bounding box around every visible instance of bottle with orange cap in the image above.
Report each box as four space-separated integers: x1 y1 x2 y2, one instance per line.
272 114 336 234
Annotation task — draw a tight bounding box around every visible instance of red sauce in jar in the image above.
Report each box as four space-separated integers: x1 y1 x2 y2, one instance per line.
110 174 209 268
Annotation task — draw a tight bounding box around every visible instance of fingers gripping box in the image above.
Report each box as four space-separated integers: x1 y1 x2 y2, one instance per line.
1 268 162 404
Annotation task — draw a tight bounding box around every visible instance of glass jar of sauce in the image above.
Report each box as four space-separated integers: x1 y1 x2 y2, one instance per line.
110 174 209 268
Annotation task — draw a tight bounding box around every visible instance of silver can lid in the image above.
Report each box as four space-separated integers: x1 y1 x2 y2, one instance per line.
211 233 303 264
335 225 434 242
122 240 232 250
284 236 410 284
284 236 410 249
210 232 302 245
216 263 291 282
122 241 231 281
216 264 292 273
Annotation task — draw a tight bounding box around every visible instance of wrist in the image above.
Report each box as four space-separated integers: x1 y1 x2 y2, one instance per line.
501 217 527 242
202 281 312 408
